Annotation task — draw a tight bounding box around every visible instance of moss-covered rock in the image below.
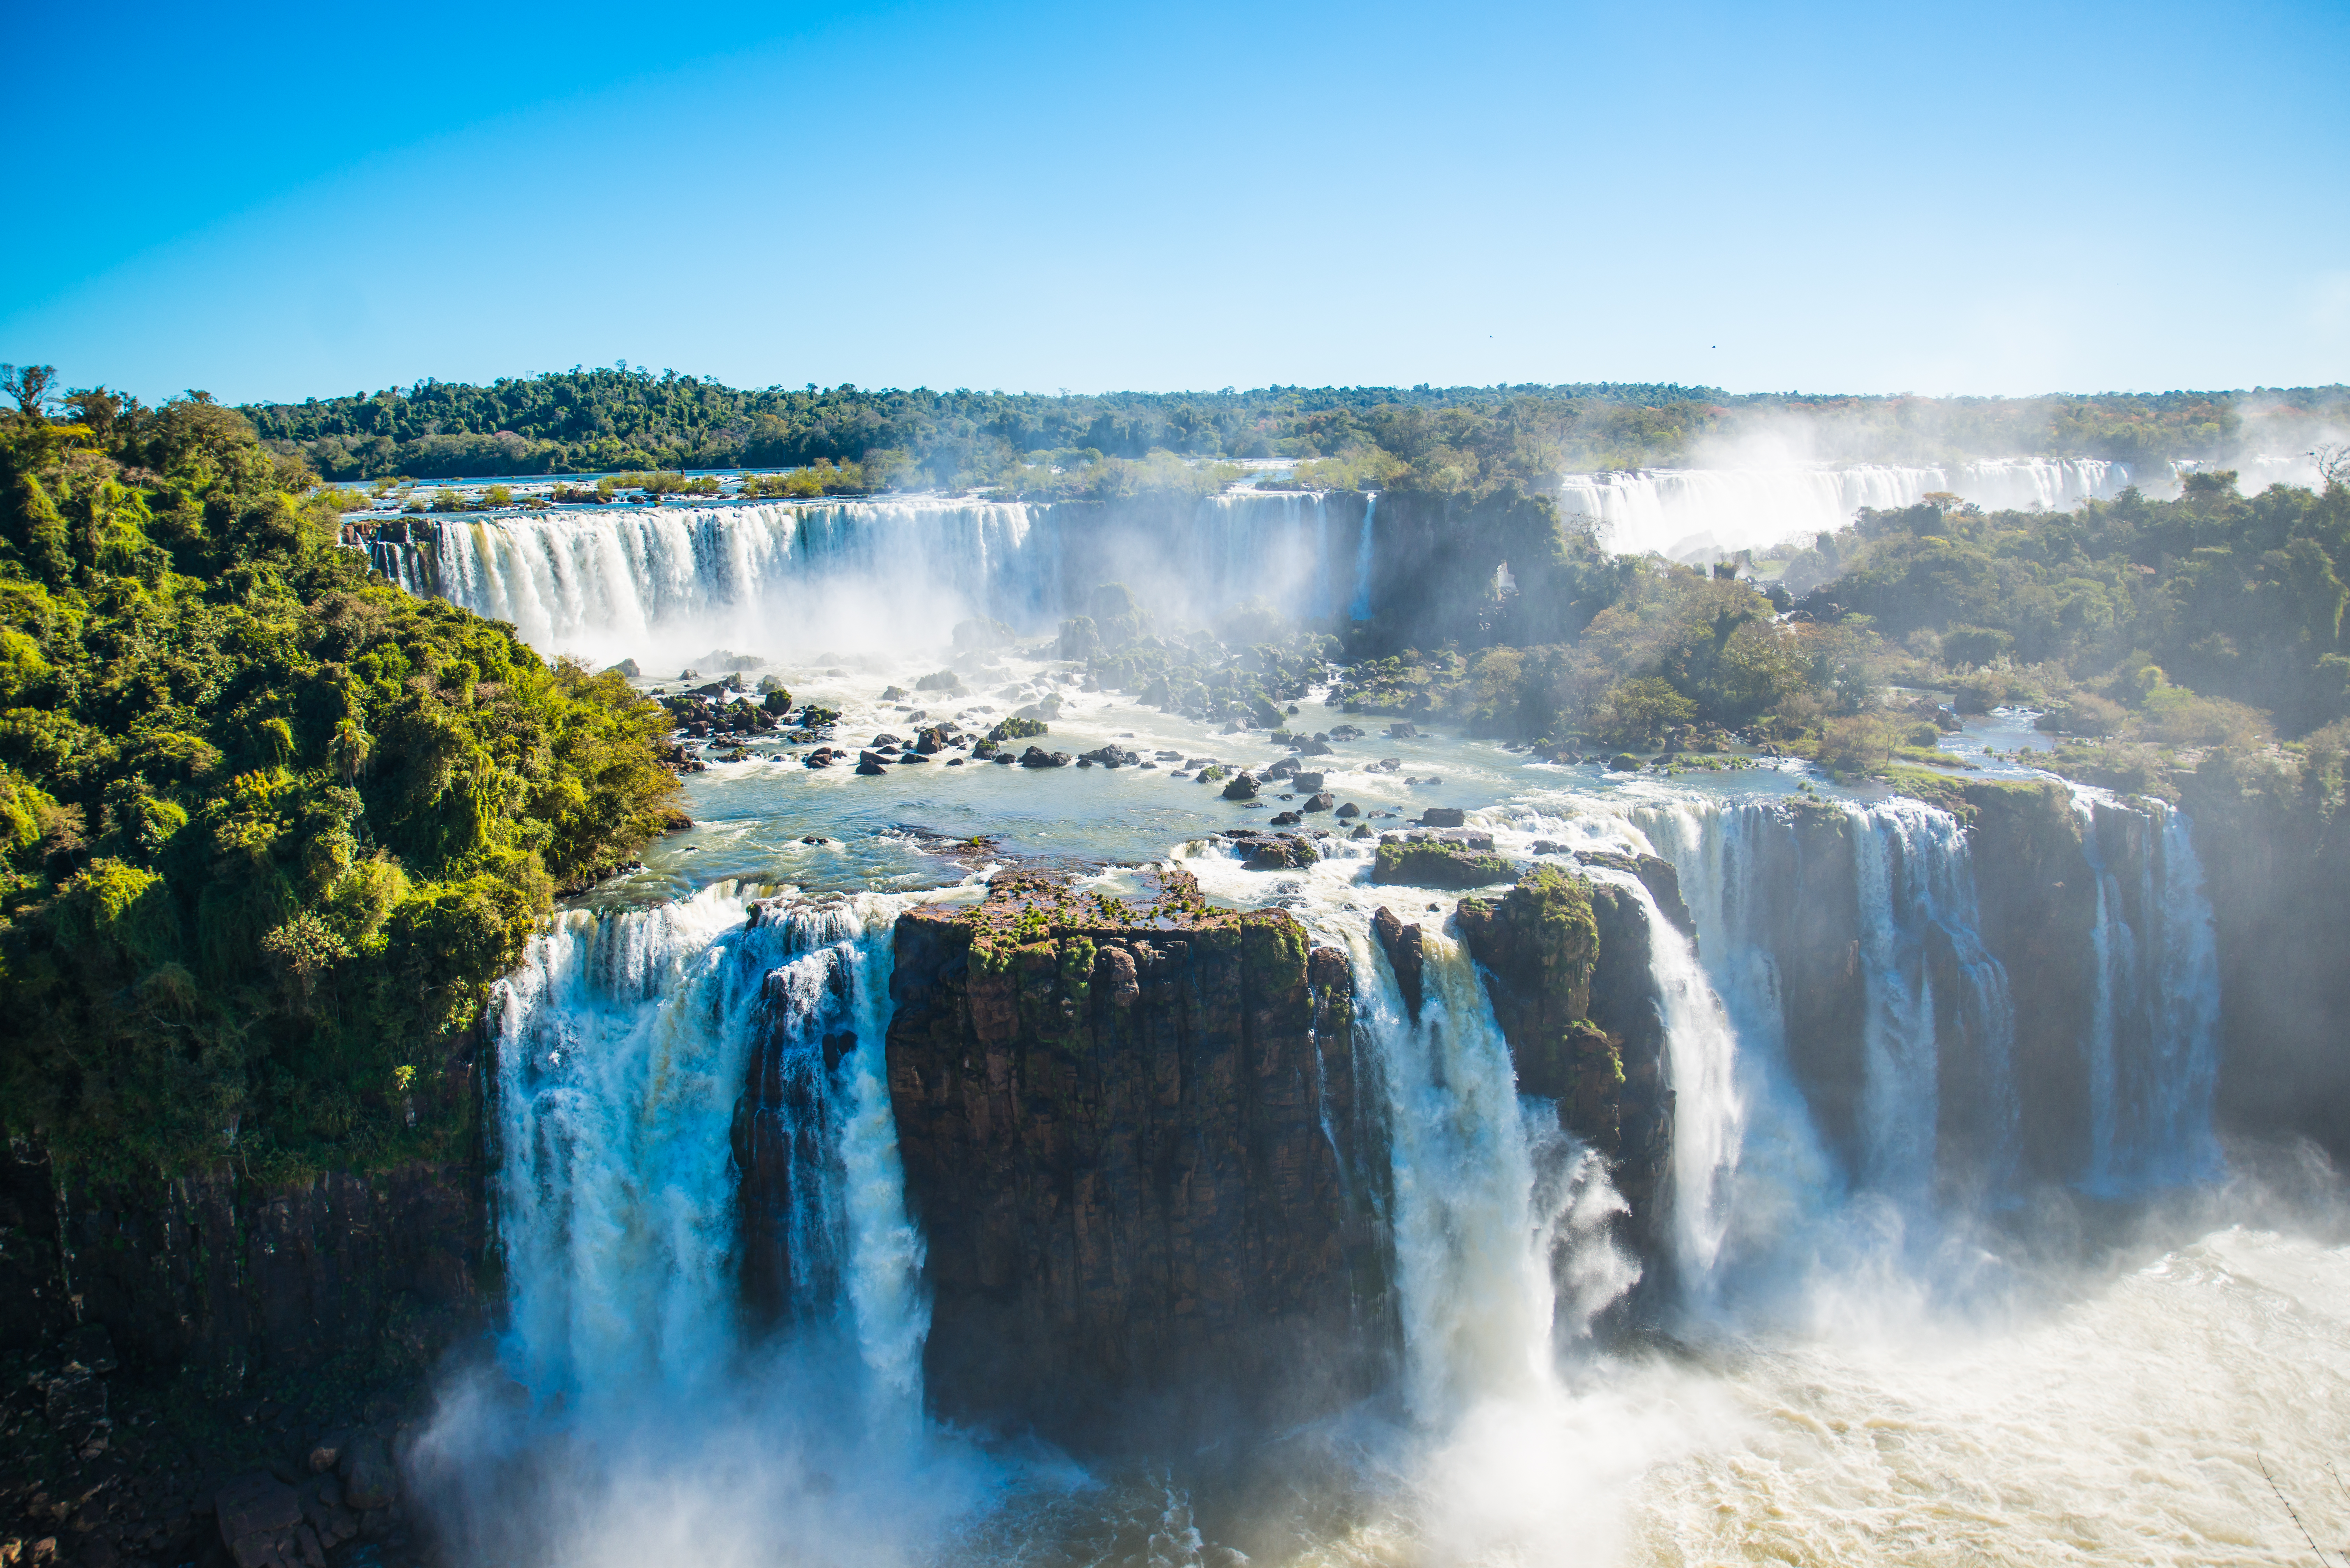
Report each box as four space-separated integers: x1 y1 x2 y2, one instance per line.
1372 834 1513 888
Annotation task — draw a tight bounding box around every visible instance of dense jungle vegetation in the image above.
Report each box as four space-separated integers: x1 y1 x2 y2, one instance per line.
1316 468 2350 789
242 365 2347 495
0 365 682 1179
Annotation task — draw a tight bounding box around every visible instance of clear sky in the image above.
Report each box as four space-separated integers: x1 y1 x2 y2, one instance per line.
7 0 2345 405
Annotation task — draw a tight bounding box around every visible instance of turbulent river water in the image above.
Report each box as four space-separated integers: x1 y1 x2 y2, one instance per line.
389 509 2350 1568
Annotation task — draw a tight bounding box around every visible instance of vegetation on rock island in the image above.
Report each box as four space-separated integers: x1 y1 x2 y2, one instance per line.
1318 470 2350 794
0 366 682 1180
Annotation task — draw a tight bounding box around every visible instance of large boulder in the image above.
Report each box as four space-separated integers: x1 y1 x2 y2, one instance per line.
1222 772 1261 800
1246 834 1318 871
1303 791 1335 813
1371 833 1511 889
338 1429 398 1510
1574 851 1694 938
1019 746 1070 768
215 1473 305 1568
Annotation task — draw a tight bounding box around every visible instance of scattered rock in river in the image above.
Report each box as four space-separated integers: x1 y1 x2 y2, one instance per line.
1303 791 1335 813
1222 772 1260 800
1245 834 1319 871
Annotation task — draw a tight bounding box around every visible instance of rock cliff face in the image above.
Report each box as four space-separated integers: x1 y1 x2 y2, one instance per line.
1454 863 1673 1253
1957 782 2101 1181
43 1162 485 1390
885 870 1392 1444
2175 767 2350 1163
1729 801 1872 1173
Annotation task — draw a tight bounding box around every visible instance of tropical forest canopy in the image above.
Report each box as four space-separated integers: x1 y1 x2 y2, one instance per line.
240 365 2349 496
0 364 683 1179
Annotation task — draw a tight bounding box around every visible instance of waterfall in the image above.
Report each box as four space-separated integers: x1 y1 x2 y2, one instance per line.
1625 797 2015 1222
489 883 924 1419
1850 802 2017 1209
1345 917 1593 1417
1561 458 2131 559
1579 864 1744 1286
368 490 1354 663
2072 794 2224 1192
1348 493 1378 621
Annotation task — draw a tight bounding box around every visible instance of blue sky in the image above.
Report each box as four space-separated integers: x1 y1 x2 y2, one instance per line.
7 0 2345 403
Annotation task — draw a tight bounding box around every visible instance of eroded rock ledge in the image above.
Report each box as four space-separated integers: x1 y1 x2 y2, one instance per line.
885 870 1393 1445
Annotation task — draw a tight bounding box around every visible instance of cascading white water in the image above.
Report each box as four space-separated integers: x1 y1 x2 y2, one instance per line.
1850 801 2018 1209
1610 795 2016 1234
371 489 1360 664
2071 792 2224 1193
1343 918 1567 1417
1578 864 1744 1284
1348 492 1378 621
1561 457 2131 560
489 882 925 1416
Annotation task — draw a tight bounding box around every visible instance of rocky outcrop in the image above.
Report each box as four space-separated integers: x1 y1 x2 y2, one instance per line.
1371 907 1426 1021
1946 780 2101 1182
1455 866 1671 1247
1372 831 1512 889
1736 799 1872 1172
2174 762 2350 1165
885 870 1392 1445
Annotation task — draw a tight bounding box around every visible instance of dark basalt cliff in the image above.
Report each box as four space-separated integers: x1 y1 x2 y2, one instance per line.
1958 781 2102 1180
1454 862 1675 1253
44 1163 483 1389
2174 767 2350 1163
885 871 1392 1444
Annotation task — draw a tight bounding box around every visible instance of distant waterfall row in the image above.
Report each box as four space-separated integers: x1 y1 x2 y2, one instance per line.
370 492 1366 664
1562 457 2133 559
364 461 2173 662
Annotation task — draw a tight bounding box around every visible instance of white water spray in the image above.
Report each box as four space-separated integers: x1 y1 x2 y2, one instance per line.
2071 792 2224 1192
1560 457 2130 560
489 883 925 1416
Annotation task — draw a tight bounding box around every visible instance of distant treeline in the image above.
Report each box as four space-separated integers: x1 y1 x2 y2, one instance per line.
240 367 2350 495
